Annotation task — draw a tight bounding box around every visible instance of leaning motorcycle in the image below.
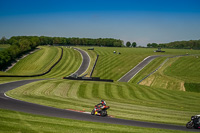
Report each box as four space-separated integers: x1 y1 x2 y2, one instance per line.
186 115 200 129
91 105 110 116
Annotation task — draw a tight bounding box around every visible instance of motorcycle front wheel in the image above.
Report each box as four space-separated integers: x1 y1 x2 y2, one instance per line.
91 109 95 115
186 122 194 129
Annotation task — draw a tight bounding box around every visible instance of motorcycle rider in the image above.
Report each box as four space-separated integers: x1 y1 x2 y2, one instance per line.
95 99 106 114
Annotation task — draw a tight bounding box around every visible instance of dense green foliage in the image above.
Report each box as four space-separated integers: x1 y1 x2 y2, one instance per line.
126 41 131 47
52 37 123 47
132 42 137 47
0 36 41 70
147 39 200 49
0 44 10 49
8 36 124 47
0 36 7 44
1 109 190 133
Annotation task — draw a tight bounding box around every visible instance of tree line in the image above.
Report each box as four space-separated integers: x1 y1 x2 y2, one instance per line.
0 36 124 70
147 40 200 49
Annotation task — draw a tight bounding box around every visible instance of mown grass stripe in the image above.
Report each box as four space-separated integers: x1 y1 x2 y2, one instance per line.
67 81 81 99
92 83 99 98
104 83 113 99
77 83 87 98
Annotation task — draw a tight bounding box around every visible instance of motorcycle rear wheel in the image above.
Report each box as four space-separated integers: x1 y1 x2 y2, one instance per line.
100 110 107 116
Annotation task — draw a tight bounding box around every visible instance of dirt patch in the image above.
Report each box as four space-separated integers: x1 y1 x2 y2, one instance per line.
180 82 186 91
140 75 155 86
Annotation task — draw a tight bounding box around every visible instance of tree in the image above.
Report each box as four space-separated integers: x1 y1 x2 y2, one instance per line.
147 43 151 47
132 42 137 47
113 42 122 47
0 36 7 44
126 41 131 47
147 43 158 48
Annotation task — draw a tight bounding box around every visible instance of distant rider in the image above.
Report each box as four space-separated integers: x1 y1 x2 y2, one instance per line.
95 100 106 114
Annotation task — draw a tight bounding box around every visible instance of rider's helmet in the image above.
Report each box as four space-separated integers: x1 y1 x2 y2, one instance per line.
101 99 106 105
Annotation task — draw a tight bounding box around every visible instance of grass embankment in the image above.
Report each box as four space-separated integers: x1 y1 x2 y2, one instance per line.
1 109 191 133
92 47 154 80
139 55 200 91
7 79 200 125
90 47 200 81
0 46 82 83
7 46 61 75
42 47 82 78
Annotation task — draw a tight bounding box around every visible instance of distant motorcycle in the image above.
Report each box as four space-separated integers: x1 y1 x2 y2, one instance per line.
91 105 110 116
186 115 200 129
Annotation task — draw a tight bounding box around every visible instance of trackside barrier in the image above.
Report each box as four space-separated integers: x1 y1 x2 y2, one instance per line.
90 54 99 77
0 47 63 77
63 76 113 82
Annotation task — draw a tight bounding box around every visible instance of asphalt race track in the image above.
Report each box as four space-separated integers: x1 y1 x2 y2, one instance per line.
118 55 160 82
73 48 90 76
0 50 198 132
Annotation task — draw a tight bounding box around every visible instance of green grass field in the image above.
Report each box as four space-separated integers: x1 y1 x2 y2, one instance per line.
6 79 200 125
41 46 82 78
85 47 200 81
1 109 192 133
0 46 82 83
1 46 200 132
139 55 200 91
7 46 61 75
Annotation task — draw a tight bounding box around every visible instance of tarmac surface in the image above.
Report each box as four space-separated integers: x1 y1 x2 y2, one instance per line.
118 55 160 82
73 48 90 76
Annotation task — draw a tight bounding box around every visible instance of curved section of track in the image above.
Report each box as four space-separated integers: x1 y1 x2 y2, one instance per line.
72 48 90 76
0 80 197 132
0 50 198 132
118 55 160 82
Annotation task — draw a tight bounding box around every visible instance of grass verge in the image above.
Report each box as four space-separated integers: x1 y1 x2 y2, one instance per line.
0 109 193 133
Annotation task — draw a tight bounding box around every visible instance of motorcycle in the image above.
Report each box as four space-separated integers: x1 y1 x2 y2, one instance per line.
186 115 200 129
91 105 110 116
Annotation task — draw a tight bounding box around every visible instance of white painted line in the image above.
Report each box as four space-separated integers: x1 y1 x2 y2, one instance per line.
70 48 91 76
117 56 151 82
127 58 155 82
4 93 23 101
70 48 83 76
